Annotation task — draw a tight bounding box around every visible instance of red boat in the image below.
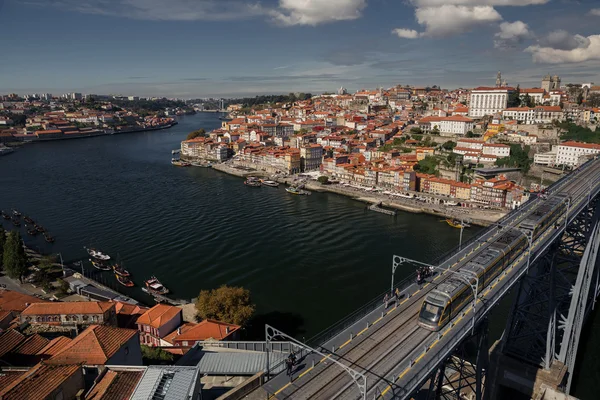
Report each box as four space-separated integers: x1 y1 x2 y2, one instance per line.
112 263 131 277
115 274 134 287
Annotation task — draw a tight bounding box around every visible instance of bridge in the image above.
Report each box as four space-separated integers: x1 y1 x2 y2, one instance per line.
261 157 600 400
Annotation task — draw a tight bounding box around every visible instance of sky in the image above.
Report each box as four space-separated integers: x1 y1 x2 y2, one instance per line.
0 0 599 98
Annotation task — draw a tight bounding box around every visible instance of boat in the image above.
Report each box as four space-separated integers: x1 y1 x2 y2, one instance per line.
11 218 21 227
171 159 191 167
24 216 34 224
90 258 111 271
85 247 111 261
12 209 21 217
445 201 459 206
1 211 10 220
244 178 262 187
261 180 280 187
446 218 470 229
43 233 55 243
144 276 170 295
115 273 134 287
35 225 45 233
286 186 308 195
26 227 38 236
112 263 131 277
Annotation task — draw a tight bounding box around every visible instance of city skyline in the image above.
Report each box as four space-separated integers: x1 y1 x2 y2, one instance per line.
1 0 600 97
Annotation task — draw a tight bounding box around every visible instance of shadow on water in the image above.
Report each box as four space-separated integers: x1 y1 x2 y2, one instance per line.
244 311 306 341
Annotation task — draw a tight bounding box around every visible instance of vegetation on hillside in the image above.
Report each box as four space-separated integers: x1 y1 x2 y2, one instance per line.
558 122 600 144
2 231 28 282
227 93 312 109
186 129 206 140
141 345 174 365
415 155 439 175
196 285 255 326
495 144 533 173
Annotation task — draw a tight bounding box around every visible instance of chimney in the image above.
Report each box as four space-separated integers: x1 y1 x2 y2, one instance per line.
225 327 230 334
177 327 181 335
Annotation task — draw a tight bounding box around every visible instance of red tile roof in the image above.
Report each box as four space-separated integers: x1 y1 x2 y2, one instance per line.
0 370 27 392
162 322 197 345
85 370 143 400
0 329 25 358
36 336 73 358
0 362 82 400
47 325 137 365
21 301 115 316
11 334 50 356
0 289 47 312
559 141 600 150
173 319 241 342
136 304 181 329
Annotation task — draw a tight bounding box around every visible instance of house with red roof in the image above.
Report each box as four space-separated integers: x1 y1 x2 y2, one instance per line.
136 304 182 347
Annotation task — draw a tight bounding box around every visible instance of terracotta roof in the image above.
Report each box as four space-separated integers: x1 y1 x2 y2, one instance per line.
0 370 27 391
136 304 181 329
47 325 137 365
85 370 143 400
173 319 241 342
11 334 50 356
114 302 148 328
559 141 600 150
0 289 47 312
21 301 115 316
0 329 26 358
36 336 73 358
162 322 197 345
0 362 82 400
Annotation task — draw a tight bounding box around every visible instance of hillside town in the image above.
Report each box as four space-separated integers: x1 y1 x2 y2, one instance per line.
0 93 179 144
180 73 600 212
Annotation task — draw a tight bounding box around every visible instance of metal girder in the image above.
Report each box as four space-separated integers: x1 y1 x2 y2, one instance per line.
502 197 600 373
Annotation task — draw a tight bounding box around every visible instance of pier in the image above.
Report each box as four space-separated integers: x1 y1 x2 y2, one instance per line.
368 203 397 216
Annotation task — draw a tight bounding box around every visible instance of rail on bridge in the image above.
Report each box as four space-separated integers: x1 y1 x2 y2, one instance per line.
260 157 600 400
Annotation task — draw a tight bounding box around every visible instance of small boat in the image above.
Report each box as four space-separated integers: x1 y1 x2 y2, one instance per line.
85 247 111 261
24 216 34 224
171 159 191 167
35 225 45 233
1 211 11 220
12 209 21 217
112 263 131 277
11 218 21 227
244 179 262 187
115 273 134 287
261 180 280 187
286 186 308 195
26 227 38 236
43 233 55 243
446 218 470 229
90 258 111 271
445 201 459 206
144 276 170 295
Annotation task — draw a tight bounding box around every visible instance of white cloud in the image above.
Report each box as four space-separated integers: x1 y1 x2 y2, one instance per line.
270 0 367 26
494 20 531 48
415 5 502 36
392 28 421 39
410 0 548 5
539 30 591 50
525 35 600 64
589 8 600 16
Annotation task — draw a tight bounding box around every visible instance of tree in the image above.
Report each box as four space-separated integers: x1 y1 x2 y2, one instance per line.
186 129 206 140
507 85 521 107
587 93 600 108
2 231 28 282
409 127 423 135
317 176 329 185
431 126 440 135
442 141 456 151
495 144 533 173
0 226 5 270
196 285 255 326
523 93 535 108
141 345 173 364
465 131 476 138
415 156 439 175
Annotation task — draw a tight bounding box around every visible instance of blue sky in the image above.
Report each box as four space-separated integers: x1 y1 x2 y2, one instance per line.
1 0 599 98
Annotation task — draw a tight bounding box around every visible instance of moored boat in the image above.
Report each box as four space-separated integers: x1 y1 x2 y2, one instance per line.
445 218 470 229
43 233 55 243
1 211 10 220
11 218 21 227
35 225 45 233
171 159 191 167
244 178 262 187
261 180 280 187
144 276 169 295
24 216 34 224
113 263 131 277
26 227 38 236
115 273 134 287
85 247 111 261
90 258 111 271
286 186 308 195
12 209 21 217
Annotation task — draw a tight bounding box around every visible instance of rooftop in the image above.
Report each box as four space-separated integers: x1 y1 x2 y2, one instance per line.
136 304 182 329
22 301 115 316
129 365 200 400
0 289 47 312
0 362 82 400
173 319 241 342
86 370 144 400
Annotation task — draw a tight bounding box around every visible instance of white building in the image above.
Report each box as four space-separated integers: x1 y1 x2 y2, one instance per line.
456 138 484 151
483 143 511 158
469 87 514 118
534 149 558 166
419 115 475 136
520 88 545 104
556 141 600 167
502 106 564 124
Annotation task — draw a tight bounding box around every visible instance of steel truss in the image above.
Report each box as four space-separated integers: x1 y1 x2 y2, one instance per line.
501 196 600 386
425 319 490 400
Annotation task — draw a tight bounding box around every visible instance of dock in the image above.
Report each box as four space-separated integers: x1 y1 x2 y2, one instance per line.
369 203 397 216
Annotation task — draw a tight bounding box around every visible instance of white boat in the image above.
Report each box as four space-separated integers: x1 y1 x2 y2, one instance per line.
85 247 111 261
261 180 280 187
397 193 414 199
445 201 459 206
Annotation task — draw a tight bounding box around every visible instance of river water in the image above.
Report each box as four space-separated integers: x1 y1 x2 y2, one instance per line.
0 113 595 397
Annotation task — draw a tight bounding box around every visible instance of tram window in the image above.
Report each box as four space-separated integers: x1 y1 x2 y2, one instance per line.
420 302 442 322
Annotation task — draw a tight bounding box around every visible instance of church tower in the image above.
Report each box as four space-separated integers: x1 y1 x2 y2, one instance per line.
496 71 502 87
542 73 552 92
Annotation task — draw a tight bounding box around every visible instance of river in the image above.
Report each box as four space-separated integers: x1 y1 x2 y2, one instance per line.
0 113 595 398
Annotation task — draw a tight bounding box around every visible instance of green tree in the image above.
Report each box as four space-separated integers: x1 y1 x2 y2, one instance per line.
415 156 439 175
141 345 174 365
431 126 440 135
523 93 535 108
186 129 206 140
465 131 476 138
495 144 533 173
196 285 255 326
442 141 456 151
410 127 423 135
317 176 329 185
0 226 5 270
3 231 28 282
507 85 521 107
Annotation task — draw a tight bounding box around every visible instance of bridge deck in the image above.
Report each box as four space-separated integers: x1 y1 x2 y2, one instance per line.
264 158 600 400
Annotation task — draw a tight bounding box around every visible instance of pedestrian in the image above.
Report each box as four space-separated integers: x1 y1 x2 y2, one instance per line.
286 357 293 376
395 287 401 300
384 293 389 307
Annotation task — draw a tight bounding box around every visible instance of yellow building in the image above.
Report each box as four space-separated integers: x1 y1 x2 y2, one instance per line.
416 147 435 161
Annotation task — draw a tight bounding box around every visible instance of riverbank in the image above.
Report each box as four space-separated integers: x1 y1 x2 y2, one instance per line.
211 163 505 226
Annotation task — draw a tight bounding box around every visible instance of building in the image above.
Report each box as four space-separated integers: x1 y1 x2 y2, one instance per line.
136 304 182 347
20 301 117 326
471 175 524 208
47 324 142 366
469 87 514 118
534 149 558 166
519 88 546 105
542 74 561 92
419 115 475 136
482 143 510 158
129 365 201 400
502 106 563 124
0 363 85 400
300 144 323 171
169 319 241 347
556 141 600 167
